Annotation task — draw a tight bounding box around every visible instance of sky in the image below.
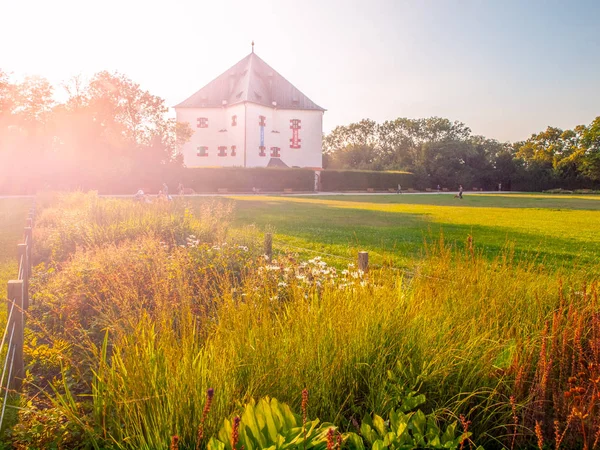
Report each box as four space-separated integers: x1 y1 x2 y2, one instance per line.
1 0 599 142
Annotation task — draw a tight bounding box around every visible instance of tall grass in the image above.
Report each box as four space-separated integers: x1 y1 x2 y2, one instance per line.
11 193 600 449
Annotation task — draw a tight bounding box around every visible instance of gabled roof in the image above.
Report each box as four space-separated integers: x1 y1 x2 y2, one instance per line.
175 52 325 111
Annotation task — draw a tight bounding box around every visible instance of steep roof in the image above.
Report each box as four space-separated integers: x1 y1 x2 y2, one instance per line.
175 52 325 111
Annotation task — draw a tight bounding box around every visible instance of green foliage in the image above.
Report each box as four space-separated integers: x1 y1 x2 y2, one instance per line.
323 116 600 191
207 397 334 450
8 193 600 449
356 410 474 450
320 170 413 191
33 191 232 264
172 167 316 193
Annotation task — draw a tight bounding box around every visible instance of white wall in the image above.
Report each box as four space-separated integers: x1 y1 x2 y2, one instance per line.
245 103 323 168
176 104 245 167
176 103 323 168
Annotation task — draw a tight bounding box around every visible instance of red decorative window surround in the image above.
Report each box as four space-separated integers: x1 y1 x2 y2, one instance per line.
290 119 301 149
218 146 227 157
231 115 237 126
197 117 209 128
259 146 266 157
270 147 281 157
259 115 266 126
231 145 237 156
197 146 208 157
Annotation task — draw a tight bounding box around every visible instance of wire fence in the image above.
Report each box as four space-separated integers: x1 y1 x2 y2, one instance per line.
0 202 35 429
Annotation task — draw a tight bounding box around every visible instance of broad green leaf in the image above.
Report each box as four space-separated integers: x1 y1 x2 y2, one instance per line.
344 432 366 450
372 439 386 450
440 422 457 445
207 437 226 450
411 410 426 435
426 416 440 441
373 414 387 436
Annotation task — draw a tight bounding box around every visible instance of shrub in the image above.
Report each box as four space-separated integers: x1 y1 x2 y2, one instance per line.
320 170 414 191
170 167 316 193
207 397 335 450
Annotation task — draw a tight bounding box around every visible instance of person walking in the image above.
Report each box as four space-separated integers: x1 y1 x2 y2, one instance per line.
459 185 464 199
437 184 441 194
397 184 402 194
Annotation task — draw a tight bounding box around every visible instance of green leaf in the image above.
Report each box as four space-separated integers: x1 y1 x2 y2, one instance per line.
207 437 226 450
344 432 366 450
372 440 386 450
373 414 387 436
440 421 457 445
411 410 426 436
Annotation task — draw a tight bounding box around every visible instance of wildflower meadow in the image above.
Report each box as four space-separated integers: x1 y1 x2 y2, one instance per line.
1 191 599 449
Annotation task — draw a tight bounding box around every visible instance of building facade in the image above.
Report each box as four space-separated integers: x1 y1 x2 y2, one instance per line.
175 51 324 169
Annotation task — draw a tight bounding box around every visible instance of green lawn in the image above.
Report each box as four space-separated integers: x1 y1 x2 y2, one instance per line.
198 193 600 270
0 199 31 305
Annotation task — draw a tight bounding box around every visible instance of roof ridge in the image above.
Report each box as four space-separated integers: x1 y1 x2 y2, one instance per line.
174 52 324 111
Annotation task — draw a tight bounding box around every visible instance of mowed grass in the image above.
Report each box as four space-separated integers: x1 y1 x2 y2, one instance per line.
194 193 600 270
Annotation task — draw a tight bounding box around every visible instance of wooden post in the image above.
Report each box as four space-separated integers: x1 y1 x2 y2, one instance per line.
24 227 32 276
17 244 28 310
358 251 369 273
6 280 24 390
264 233 273 262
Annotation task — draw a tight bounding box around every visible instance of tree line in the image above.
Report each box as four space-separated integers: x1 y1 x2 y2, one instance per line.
0 70 191 193
1 68 598 193
323 116 600 190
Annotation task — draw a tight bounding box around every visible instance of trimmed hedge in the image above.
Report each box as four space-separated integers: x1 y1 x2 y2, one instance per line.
320 170 414 191
0 164 416 194
167 167 315 193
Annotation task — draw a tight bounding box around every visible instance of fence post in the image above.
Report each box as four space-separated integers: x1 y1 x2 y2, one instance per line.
358 251 369 273
6 280 24 390
264 233 273 262
24 227 32 276
17 244 29 310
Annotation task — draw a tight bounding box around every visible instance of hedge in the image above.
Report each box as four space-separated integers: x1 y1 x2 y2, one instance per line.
320 170 414 191
167 167 315 193
0 164 416 195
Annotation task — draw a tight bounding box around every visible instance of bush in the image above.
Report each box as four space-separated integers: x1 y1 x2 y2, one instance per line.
169 167 316 193
320 170 414 191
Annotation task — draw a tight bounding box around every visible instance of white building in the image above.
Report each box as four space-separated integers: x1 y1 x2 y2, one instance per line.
175 48 325 169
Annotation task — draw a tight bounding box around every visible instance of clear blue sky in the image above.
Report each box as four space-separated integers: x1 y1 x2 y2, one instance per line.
2 0 599 142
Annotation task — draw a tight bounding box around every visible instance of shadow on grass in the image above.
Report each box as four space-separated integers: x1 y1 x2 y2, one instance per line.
216 198 600 270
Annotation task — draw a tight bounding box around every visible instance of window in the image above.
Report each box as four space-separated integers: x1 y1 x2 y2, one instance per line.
197 146 208 157
290 119 302 149
270 147 281 158
197 117 208 128
218 146 227 157
231 115 237 126
231 145 237 156
259 146 266 157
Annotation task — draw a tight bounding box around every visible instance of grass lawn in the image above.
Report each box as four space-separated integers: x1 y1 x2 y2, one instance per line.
0 199 31 309
196 193 600 270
